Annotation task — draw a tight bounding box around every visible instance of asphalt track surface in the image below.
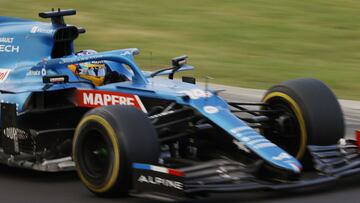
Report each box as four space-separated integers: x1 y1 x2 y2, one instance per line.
1 87 360 203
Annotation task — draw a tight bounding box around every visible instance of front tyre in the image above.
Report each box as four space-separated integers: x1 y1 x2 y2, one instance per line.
73 105 159 197
261 78 344 164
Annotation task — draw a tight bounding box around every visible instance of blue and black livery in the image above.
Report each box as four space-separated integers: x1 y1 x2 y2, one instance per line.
0 9 359 200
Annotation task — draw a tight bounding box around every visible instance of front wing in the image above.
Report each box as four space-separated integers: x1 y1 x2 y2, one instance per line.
131 140 360 200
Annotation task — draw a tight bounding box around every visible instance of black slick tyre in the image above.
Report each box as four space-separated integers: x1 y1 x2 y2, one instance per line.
73 105 159 197
261 78 344 165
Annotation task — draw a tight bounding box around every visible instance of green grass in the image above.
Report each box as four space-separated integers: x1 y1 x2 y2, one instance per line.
1 0 360 99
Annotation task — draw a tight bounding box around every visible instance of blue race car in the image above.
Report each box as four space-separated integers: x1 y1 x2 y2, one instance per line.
0 9 359 200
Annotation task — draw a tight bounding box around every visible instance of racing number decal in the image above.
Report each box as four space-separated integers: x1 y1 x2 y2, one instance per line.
75 89 147 113
177 89 212 100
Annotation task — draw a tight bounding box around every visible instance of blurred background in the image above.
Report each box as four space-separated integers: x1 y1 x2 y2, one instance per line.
1 0 360 99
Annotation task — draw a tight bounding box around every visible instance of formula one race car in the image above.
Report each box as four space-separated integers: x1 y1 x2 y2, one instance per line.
1 9 360 200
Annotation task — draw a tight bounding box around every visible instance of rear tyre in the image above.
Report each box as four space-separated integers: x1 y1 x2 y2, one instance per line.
73 105 159 197
261 78 344 166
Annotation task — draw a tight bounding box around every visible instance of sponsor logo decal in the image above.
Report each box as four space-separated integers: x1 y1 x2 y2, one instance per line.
3 127 29 140
3 127 28 153
26 68 47 76
0 37 14 43
49 77 65 83
30 26 54 34
137 175 183 190
203 105 219 114
60 55 105 64
75 90 147 112
0 69 11 82
0 45 19 53
0 37 20 53
272 152 292 161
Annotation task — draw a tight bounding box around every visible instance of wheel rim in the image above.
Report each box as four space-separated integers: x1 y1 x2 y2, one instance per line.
75 120 117 189
82 129 112 184
74 114 122 194
262 92 307 159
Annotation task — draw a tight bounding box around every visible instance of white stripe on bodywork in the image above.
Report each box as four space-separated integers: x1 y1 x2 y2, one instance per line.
134 95 148 113
150 165 169 174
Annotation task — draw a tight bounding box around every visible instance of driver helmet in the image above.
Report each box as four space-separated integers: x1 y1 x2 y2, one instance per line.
68 50 107 86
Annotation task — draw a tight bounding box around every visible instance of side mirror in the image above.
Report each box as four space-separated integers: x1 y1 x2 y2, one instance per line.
171 55 188 68
169 55 188 79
